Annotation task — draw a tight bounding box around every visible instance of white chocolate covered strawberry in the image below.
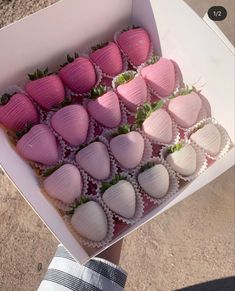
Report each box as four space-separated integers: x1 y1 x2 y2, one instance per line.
101 175 136 219
166 143 196 176
110 125 144 169
190 124 221 156
138 162 169 198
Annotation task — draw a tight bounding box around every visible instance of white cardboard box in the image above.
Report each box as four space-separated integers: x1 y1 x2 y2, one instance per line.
0 0 234 264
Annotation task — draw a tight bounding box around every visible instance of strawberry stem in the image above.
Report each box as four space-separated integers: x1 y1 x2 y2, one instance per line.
169 142 184 154
60 52 79 68
15 123 33 139
100 174 124 193
91 42 108 52
135 100 164 127
139 161 156 173
112 124 131 137
169 85 196 99
122 25 140 32
114 71 136 87
65 197 90 215
87 85 107 99
28 67 51 80
42 163 63 177
146 55 159 65
0 93 12 105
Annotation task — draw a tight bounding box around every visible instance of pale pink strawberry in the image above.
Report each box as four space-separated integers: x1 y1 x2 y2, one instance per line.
59 54 96 93
168 88 202 128
76 141 110 180
141 57 175 97
110 125 144 169
26 68 65 110
0 93 38 131
136 101 173 144
43 164 82 204
115 71 147 112
16 124 59 165
51 104 89 146
117 27 150 66
87 85 121 128
89 42 123 77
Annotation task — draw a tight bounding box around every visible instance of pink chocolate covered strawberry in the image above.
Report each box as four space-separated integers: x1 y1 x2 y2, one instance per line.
87 85 121 128
26 68 65 110
89 42 123 77
110 125 144 169
136 101 173 144
117 26 151 66
114 71 147 112
76 141 110 180
168 86 202 128
43 164 82 204
16 124 60 165
141 56 175 97
0 93 38 131
51 104 89 146
59 53 96 94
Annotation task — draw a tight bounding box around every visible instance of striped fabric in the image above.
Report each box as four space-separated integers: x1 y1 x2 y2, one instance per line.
37 245 127 291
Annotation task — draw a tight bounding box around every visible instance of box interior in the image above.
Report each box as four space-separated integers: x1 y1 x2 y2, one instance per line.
0 0 234 263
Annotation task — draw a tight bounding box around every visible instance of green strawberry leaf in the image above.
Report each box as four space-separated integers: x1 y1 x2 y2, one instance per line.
122 25 140 32
169 142 184 153
146 55 159 65
140 161 156 173
0 93 12 105
28 67 50 80
91 42 108 52
60 52 79 68
65 197 90 215
87 85 107 99
114 71 136 87
15 123 33 139
100 174 124 193
169 85 196 99
112 124 131 137
42 164 63 177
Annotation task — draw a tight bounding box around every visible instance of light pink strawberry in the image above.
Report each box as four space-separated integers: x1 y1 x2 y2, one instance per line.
43 164 82 204
117 27 150 66
59 55 96 94
16 124 60 165
141 57 175 97
168 90 202 128
0 93 38 131
110 125 144 169
115 72 147 112
87 86 121 128
26 68 65 110
51 104 89 146
76 141 110 180
89 42 123 77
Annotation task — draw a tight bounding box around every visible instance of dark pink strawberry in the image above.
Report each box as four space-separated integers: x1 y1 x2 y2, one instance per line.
26 68 65 110
117 27 150 66
59 54 96 94
16 124 60 165
141 56 175 97
89 42 123 77
87 85 121 128
0 93 38 131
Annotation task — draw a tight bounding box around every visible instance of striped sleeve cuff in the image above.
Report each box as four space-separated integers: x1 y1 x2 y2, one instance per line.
37 244 127 291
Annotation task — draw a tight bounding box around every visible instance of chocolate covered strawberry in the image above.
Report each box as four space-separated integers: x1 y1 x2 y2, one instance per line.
166 142 196 176
87 85 121 128
59 53 96 94
140 56 175 97
168 86 202 128
136 101 173 144
110 125 144 169
43 164 82 204
76 141 110 180
68 198 108 241
51 104 89 146
101 175 136 219
16 124 60 165
114 71 147 111
190 123 221 156
89 42 123 77
138 162 169 198
26 68 65 110
0 93 38 131
117 26 151 66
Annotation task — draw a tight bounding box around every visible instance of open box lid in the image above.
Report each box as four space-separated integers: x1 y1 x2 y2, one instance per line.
0 0 234 264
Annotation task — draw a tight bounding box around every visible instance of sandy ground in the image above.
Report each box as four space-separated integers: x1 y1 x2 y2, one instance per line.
0 1 234 290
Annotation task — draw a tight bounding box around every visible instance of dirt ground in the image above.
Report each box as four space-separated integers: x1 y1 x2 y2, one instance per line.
0 1 234 290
